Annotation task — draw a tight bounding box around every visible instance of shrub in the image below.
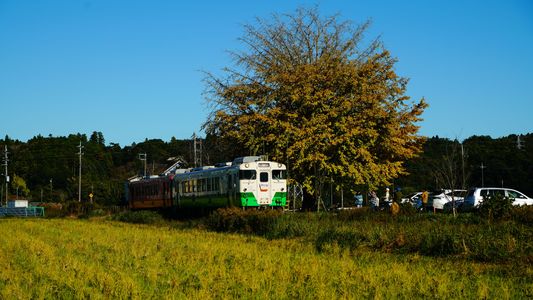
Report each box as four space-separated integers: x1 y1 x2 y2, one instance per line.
478 194 513 222
315 228 368 253
268 215 308 239
419 229 462 257
398 202 418 216
512 205 533 225
337 207 371 221
38 202 65 218
113 210 164 224
206 207 282 235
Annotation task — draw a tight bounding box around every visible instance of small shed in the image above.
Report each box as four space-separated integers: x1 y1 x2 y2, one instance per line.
8 200 29 208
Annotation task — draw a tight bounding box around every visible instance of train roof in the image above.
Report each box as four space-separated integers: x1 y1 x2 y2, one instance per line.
232 156 262 165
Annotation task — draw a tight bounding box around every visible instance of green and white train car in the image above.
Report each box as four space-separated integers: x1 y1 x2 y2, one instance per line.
174 156 287 209
128 156 287 210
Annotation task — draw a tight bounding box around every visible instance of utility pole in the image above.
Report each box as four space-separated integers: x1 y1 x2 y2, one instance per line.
138 153 147 177
2 145 8 206
192 132 202 167
517 135 525 150
480 162 486 187
77 141 84 202
461 143 465 190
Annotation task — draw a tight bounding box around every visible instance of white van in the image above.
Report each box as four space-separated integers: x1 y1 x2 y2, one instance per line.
463 187 533 207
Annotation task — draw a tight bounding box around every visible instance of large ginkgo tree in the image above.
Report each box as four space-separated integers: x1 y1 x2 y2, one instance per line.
203 7 427 208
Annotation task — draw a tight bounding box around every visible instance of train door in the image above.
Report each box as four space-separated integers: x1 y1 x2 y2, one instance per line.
227 173 237 206
257 170 271 205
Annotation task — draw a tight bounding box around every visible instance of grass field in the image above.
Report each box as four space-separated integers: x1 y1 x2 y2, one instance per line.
0 216 532 299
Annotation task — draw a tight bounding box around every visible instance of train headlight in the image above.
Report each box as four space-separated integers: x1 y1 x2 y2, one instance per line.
245 163 249 168
278 163 282 168
281 188 284 191
244 188 247 192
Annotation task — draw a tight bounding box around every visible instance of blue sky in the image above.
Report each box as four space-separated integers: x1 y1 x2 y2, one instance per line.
1 0 532 146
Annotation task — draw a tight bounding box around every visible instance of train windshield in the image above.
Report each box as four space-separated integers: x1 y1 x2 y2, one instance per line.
239 170 256 180
260 172 269 182
272 170 286 180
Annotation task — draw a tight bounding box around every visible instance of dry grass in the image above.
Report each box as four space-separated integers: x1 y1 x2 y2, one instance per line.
0 218 531 299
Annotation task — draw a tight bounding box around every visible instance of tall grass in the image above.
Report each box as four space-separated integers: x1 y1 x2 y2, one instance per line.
204 208 533 264
1 210 532 298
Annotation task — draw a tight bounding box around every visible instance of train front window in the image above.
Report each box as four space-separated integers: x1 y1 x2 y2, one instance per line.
260 172 269 182
239 170 256 180
272 170 286 180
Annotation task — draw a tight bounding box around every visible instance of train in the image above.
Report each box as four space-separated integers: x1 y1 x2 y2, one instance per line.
126 156 287 210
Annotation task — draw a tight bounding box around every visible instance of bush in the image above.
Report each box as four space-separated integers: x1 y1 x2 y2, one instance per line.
315 228 368 253
206 207 281 235
336 207 371 221
419 229 462 257
37 203 65 218
478 194 513 222
398 202 418 216
113 210 164 224
512 205 533 225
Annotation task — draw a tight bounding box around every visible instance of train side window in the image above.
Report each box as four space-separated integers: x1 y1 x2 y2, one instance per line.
260 172 269 182
207 178 212 191
239 170 256 180
272 170 286 180
215 177 220 191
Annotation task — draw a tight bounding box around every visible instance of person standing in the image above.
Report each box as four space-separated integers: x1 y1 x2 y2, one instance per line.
421 191 429 212
369 191 379 211
354 192 363 208
384 187 390 207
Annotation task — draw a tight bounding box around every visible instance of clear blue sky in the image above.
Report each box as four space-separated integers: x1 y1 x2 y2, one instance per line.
1 0 532 146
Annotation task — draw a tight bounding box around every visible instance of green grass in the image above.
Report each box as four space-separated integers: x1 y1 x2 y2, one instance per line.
0 216 532 299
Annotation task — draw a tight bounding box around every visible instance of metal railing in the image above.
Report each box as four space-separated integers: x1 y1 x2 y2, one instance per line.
0 206 45 217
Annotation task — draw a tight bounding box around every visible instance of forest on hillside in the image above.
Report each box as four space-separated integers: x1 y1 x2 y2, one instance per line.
0 132 531 205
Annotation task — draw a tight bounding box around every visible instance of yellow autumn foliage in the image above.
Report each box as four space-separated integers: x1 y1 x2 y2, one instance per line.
204 7 427 203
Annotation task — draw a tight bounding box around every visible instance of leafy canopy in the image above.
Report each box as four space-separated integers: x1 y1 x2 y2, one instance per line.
204 7 427 196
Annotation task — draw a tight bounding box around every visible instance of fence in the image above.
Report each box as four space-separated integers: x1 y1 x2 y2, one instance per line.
0 206 45 217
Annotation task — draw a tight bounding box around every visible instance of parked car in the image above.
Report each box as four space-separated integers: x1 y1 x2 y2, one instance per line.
401 192 426 209
443 198 465 212
463 187 533 207
401 192 422 205
428 189 467 210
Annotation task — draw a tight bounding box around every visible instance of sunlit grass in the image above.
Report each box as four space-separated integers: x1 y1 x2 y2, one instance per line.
0 218 531 298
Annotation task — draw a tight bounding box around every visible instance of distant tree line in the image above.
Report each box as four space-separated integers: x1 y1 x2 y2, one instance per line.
0 132 219 205
0 132 531 205
397 134 533 197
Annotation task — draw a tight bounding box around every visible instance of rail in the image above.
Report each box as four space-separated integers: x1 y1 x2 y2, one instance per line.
0 206 45 217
